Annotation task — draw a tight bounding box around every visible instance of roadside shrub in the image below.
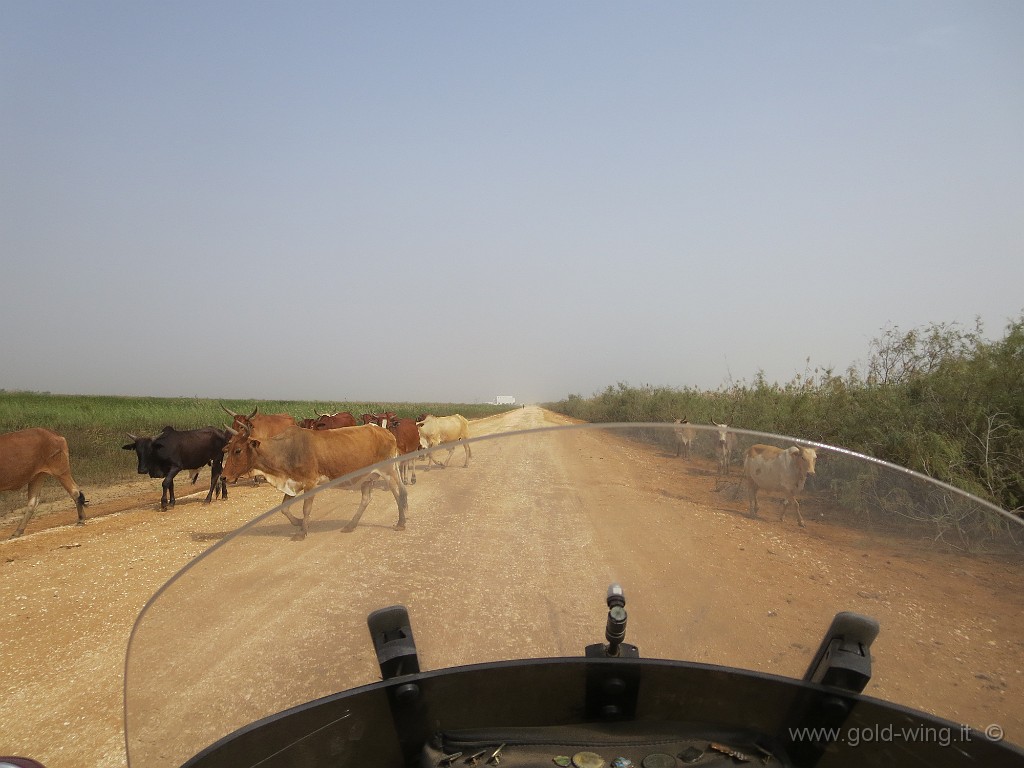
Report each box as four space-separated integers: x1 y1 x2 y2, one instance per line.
547 314 1024 524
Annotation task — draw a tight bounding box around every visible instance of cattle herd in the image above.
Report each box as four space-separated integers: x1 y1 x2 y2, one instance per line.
1 412 816 539
0 407 474 540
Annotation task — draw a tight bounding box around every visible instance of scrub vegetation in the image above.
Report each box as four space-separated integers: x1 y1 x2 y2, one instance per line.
547 316 1024 519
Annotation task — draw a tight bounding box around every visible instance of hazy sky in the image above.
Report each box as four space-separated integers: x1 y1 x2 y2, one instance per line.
3 2 1022 404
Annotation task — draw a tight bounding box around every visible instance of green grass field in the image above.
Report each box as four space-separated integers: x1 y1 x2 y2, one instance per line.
0 391 511 514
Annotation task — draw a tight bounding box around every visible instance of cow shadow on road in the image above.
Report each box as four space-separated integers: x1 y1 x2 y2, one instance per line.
209 517 404 541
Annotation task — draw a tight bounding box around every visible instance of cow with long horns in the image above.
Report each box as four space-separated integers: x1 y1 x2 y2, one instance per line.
222 421 408 538
220 405 297 485
122 426 230 509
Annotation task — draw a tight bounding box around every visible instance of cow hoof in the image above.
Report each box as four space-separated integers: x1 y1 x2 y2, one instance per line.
393 524 406 531
291 532 307 541
341 526 356 534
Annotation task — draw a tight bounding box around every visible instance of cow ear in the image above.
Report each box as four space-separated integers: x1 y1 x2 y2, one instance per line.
121 444 133 451
249 439 261 450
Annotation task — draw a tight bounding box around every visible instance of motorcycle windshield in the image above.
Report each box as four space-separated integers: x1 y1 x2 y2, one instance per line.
123 419 1024 767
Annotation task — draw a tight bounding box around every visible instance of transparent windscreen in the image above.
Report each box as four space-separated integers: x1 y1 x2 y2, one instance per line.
124 423 1024 767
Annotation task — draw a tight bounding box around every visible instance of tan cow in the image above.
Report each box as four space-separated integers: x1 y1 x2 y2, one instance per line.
1 428 87 538
743 444 818 527
416 414 472 468
672 418 696 458
222 423 407 539
713 421 739 475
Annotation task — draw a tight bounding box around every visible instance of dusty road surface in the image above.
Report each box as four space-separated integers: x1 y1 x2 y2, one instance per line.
2 406 1023 767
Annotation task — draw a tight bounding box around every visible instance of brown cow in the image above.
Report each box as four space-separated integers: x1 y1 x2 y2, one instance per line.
220 405 296 485
417 414 472 468
361 411 397 426
743 444 818 527
310 412 358 430
221 405 297 438
386 418 421 485
222 423 407 538
1 428 87 538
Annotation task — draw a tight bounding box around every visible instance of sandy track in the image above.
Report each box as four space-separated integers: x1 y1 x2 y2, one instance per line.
2 407 1022 767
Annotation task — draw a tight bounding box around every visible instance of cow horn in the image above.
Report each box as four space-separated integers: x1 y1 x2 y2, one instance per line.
249 406 258 417
224 425 239 435
220 404 239 417
127 433 139 441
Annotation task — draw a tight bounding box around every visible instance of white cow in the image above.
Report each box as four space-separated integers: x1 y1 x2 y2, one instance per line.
743 444 818 527
672 418 696 459
416 414 472 468
713 421 739 475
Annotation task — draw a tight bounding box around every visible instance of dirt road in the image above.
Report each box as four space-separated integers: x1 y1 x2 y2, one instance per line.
2 407 1022 767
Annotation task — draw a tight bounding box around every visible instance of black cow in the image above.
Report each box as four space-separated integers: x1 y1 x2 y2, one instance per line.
122 426 230 509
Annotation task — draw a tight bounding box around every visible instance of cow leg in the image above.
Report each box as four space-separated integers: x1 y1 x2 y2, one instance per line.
786 499 802 528
204 459 224 504
426 447 444 467
52 470 86 525
203 472 216 503
342 482 375 532
387 466 408 530
218 461 227 498
747 482 760 520
10 475 46 538
162 468 181 509
295 496 314 540
442 446 456 468
278 494 305 528
462 440 472 467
